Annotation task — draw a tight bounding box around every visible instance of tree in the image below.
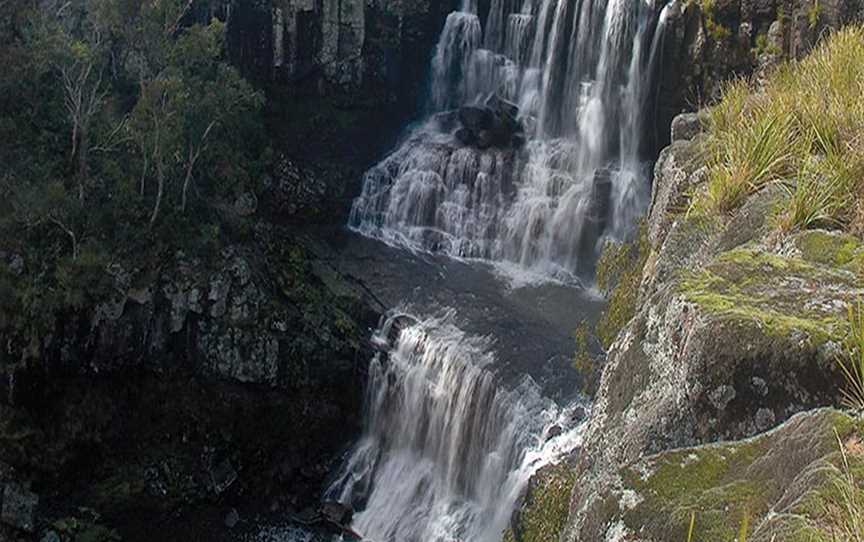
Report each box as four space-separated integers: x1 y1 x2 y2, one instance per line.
169 22 264 211
129 17 263 226
129 74 183 227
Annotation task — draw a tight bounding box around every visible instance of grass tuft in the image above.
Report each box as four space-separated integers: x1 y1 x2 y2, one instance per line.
692 26 864 234
837 300 864 412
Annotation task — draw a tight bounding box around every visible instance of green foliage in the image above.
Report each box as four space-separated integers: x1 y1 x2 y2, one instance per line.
595 224 650 350
572 320 592 373
693 27 864 234
0 0 268 338
695 0 731 41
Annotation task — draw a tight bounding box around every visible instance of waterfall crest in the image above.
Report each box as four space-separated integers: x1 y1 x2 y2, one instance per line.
326 313 586 542
350 0 671 280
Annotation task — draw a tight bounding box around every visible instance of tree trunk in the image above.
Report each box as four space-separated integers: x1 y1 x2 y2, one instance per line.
149 152 165 228
77 123 89 202
181 146 195 212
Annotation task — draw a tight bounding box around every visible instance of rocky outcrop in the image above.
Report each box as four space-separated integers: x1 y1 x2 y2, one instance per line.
559 129 863 541
0 222 380 540
595 408 864 541
502 114 864 541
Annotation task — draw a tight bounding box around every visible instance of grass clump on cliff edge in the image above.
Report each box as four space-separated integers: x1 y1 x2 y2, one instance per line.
838 301 864 412
693 26 864 234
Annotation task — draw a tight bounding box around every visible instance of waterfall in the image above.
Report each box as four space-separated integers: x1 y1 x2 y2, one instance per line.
350 0 670 280
326 313 586 542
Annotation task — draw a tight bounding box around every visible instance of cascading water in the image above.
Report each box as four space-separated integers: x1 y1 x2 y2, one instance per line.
303 2 675 541
325 313 586 542
350 0 672 280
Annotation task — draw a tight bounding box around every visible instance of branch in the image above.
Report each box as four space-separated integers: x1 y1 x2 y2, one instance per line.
167 0 195 38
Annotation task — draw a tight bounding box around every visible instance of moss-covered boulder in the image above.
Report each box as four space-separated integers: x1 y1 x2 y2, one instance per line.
597 409 864 542
504 463 576 542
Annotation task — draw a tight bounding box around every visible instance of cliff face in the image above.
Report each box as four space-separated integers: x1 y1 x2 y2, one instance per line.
0 221 382 540
222 0 455 112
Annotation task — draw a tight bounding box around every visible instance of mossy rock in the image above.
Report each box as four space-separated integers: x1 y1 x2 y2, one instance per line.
680 245 860 345
795 229 864 274
614 409 864 541
505 462 575 542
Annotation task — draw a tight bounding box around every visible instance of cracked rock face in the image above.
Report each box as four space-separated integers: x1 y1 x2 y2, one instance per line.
544 136 864 541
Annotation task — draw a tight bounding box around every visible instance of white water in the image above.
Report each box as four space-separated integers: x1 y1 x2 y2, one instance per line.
326 313 587 542
307 2 674 541
350 0 671 280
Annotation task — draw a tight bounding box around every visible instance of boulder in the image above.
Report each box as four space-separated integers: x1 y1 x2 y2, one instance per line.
670 112 705 142
578 409 864 541
458 106 495 133
455 127 475 146
456 98 525 150
485 94 519 122
1 483 37 533
321 501 353 526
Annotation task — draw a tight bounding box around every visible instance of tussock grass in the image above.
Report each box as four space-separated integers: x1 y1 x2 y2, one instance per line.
693 26 864 235
824 429 864 542
838 300 864 412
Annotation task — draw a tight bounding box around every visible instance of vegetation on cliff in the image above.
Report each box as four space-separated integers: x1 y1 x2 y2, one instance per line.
0 0 267 337
693 26 864 236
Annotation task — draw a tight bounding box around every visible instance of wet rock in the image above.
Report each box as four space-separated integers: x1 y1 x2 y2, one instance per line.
485 94 519 123
458 106 494 133
39 531 60 542
576 168 613 274
1 483 37 533
457 99 524 149
475 129 495 149
224 508 240 529
321 501 353 526
209 459 238 495
670 112 704 142
455 127 474 146
545 425 563 441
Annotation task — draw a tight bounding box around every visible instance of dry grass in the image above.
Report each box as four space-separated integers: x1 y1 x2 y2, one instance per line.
692 26 864 235
838 300 864 412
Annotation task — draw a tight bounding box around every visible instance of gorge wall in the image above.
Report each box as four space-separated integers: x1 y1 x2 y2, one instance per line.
2 0 863 541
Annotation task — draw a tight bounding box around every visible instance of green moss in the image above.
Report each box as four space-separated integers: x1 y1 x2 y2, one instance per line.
623 440 769 540
796 230 864 269
679 246 855 343
621 411 863 540
508 463 575 542
595 224 650 349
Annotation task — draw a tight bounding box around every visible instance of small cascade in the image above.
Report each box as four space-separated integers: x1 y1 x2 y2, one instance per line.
350 0 671 280
326 313 586 542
